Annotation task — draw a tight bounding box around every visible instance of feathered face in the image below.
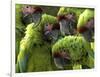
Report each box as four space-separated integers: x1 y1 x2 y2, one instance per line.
77 18 94 42
22 6 43 25
65 13 76 22
43 23 53 42
78 18 94 32
22 5 34 25
85 18 94 29
53 50 71 69
32 7 43 24
58 15 70 35
43 23 60 43
65 13 77 34
57 13 77 36
44 23 53 31
22 5 33 16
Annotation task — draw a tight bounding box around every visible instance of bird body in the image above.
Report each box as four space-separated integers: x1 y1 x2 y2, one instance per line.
16 14 57 73
15 5 94 72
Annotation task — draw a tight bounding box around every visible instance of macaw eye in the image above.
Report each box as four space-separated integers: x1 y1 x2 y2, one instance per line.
26 6 29 8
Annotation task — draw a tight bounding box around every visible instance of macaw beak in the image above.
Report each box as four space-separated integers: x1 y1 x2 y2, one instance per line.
54 58 64 69
53 51 71 69
53 56 71 69
59 20 71 35
32 12 42 24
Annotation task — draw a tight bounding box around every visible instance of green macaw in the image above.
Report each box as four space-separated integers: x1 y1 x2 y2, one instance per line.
15 5 95 72
16 14 58 73
57 7 85 36
52 36 94 70
77 9 94 42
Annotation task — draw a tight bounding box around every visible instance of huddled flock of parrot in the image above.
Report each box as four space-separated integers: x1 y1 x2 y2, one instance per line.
15 4 94 73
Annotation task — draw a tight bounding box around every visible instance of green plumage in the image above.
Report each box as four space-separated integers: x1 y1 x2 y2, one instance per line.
52 36 94 68
15 5 94 72
77 9 94 28
16 14 57 73
15 4 26 63
57 7 85 20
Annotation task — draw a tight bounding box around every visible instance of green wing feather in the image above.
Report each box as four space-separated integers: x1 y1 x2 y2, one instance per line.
15 4 26 64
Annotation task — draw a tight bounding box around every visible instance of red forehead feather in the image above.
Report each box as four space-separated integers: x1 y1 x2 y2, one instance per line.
57 15 66 21
53 52 61 58
77 26 88 33
33 7 43 13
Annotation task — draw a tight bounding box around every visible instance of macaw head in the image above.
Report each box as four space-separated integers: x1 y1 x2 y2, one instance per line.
52 36 91 69
77 9 94 42
57 14 77 35
21 5 34 25
53 49 71 69
21 5 43 25
43 23 53 42
43 23 60 43
22 5 34 16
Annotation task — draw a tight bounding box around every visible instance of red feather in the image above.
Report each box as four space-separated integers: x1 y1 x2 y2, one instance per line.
77 26 88 33
57 15 66 21
33 7 43 13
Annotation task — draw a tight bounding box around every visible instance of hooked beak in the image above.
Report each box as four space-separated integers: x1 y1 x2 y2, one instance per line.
53 51 71 69
59 20 71 35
